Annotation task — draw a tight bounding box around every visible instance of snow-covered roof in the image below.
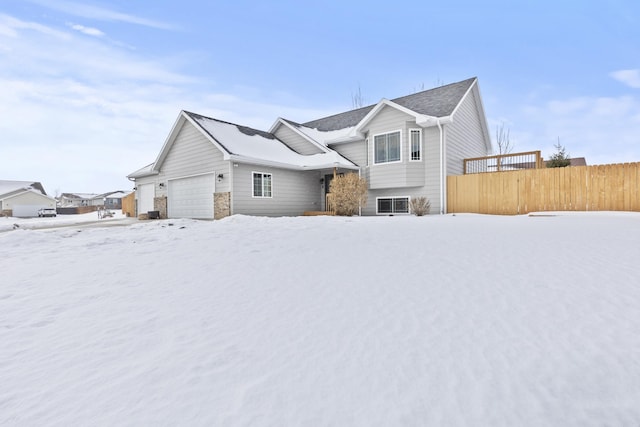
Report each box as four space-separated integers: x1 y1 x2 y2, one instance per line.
0 180 47 197
102 191 129 200
127 163 156 179
187 113 357 170
291 123 359 146
61 193 99 200
1 188 55 202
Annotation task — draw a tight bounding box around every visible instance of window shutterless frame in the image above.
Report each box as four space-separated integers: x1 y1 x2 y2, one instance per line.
372 130 402 165
409 128 422 161
252 172 272 198
375 196 410 214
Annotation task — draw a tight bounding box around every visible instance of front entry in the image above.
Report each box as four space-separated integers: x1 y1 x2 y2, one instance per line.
324 174 335 195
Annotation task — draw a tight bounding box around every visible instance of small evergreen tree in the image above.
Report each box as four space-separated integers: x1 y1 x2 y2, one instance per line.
329 173 368 216
546 139 571 168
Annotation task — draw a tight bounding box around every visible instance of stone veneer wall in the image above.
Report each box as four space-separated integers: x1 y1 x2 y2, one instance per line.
154 196 168 219
214 192 231 220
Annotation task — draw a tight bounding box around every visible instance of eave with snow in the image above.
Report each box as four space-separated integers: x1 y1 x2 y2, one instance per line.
128 77 492 219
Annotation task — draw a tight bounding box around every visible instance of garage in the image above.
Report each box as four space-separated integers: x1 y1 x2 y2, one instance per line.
137 184 155 215
168 173 215 219
0 189 56 218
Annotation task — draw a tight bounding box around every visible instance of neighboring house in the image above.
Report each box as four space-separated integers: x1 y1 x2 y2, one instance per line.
0 180 56 217
101 191 130 210
59 191 130 208
58 193 100 207
128 77 492 219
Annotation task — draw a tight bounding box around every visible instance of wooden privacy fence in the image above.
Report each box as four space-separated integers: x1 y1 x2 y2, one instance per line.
448 162 640 215
121 192 136 217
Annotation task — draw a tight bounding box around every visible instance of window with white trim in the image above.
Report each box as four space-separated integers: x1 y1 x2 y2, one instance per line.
377 197 409 214
410 129 421 161
374 131 401 164
252 172 272 198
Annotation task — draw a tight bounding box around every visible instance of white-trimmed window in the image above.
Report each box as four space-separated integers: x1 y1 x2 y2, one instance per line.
410 129 421 161
252 172 272 198
376 197 409 214
374 130 401 164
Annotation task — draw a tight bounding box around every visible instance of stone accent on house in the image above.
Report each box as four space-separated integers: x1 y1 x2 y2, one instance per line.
1 209 12 217
154 196 167 219
214 192 231 220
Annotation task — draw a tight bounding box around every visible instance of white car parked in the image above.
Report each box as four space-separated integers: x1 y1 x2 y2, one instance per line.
37 208 57 217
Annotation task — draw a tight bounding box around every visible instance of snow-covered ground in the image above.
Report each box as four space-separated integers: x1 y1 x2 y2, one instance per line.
0 211 130 233
1 212 639 426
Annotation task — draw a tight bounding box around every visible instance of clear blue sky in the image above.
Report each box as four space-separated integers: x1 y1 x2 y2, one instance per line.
1 0 639 194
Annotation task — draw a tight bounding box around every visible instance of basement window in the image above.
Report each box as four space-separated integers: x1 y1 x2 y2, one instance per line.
377 197 409 214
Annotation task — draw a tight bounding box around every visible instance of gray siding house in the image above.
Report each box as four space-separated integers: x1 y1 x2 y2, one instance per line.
128 77 491 219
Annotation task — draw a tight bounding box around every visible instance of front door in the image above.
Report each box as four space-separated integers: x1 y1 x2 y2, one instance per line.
324 174 334 194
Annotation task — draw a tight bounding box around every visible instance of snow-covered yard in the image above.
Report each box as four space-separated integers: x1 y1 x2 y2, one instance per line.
0 211 129 233
1 213 639 426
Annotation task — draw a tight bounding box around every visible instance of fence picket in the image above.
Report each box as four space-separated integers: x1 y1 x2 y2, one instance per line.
447 162 640 214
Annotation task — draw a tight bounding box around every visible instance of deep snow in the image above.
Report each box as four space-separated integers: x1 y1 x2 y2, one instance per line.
1 213 639 426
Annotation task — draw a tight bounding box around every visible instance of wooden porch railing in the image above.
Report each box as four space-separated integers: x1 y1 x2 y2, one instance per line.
302 194 336 216
325 193 335 214
464 150 543 174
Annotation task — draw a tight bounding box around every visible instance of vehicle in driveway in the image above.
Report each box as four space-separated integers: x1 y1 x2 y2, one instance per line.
37 208 57 217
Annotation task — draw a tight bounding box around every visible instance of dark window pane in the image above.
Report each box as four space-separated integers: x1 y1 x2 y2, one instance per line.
394 198 409 213
253 173 262 197
378 198 393 213
388 132 400 161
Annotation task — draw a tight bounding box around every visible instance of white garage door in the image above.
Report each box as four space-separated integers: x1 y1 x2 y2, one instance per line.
13 205 46 218
137 184 155 215
168 173 215 219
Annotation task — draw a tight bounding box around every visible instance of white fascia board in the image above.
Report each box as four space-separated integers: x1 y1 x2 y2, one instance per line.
449 78 491 153
450 77 477 117
267 117 284 134
182 112 233 161
127 169 159 180
151 112 188 172
228 155 359 171
415 115 453 127
355 99 449 132
473 84 493 153
325 129 365 145
4 189 55 202
153 111 234 172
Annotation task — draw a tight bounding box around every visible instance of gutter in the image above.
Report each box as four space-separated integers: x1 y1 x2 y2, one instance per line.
227 154 359 171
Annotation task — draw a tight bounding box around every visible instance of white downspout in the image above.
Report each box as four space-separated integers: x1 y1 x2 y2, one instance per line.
358 168 362 216
437 119 445 214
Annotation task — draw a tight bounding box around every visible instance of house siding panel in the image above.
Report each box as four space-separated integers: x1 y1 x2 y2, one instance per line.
445 88 489 175
423 127 443 214
363 106 426 189
157 121 231 197
232 163 321 216
274 125 324 155
331 140 367 167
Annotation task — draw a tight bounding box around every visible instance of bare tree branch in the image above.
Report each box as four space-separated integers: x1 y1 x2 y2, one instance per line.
495 122 513 155
351 84 365 109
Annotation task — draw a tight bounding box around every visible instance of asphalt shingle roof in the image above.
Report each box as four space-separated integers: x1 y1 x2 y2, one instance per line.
301 77 476 131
